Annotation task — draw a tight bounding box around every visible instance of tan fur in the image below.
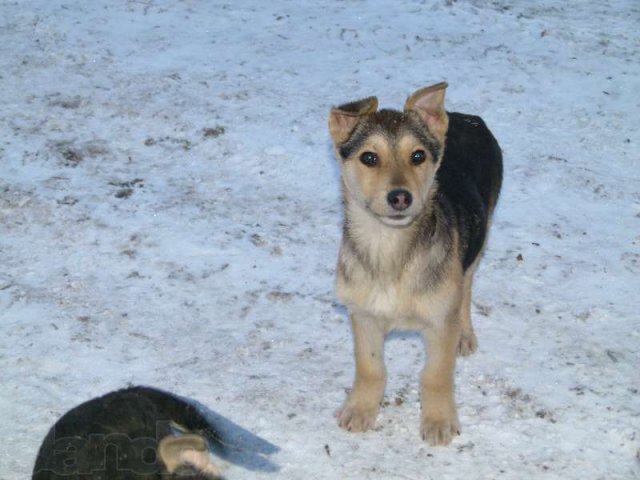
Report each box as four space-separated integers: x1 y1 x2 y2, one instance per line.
331 83 479 446
329 97 378 144
339 132 441 226
457 259 480 356
158 434 222 479
336 201 465 444
404 82 449 141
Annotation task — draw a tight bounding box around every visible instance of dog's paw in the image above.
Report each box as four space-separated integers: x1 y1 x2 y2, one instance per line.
420 415 460 446
336 403 378 432
457 331 478 357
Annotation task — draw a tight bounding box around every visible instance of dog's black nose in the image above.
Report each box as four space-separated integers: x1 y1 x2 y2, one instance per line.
387 189 412 211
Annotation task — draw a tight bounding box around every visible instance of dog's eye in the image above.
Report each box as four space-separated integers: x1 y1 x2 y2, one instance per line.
411 150 427 166
360 151 378 167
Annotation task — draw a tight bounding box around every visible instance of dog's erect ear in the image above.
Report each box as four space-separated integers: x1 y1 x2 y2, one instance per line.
329 96 378 145
404 82 449 141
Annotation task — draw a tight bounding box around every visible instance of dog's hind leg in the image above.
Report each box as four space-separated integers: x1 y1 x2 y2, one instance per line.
457 264 478 357
336 313 386 433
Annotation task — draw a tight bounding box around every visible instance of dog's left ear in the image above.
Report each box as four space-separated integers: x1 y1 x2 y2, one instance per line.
404 82 449 141
329 96 378 145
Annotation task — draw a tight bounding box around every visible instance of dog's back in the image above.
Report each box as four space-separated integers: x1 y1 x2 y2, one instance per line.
437 112 503 270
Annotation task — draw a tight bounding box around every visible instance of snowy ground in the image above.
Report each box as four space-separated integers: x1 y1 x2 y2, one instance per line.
1 0 639 478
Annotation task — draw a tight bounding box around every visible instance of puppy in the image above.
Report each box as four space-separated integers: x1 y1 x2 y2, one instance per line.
32 386 224 479
329 82 502 445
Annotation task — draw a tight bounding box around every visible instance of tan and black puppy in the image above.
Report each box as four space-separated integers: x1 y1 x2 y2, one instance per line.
329 82 502 445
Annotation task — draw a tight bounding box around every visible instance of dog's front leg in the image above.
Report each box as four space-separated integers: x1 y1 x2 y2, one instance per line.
420 316 461 445
337 313 386 432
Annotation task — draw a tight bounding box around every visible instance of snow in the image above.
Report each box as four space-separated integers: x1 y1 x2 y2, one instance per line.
1 0 639 478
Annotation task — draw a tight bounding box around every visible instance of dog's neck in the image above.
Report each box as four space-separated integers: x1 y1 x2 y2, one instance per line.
342 192 437 274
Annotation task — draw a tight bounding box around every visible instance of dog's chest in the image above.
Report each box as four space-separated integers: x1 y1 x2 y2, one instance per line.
337 226 454 330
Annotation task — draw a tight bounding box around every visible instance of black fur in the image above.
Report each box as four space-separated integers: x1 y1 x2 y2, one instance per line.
437 112 503 270
32 386 223 480
338 109 441 166
339 122 372 159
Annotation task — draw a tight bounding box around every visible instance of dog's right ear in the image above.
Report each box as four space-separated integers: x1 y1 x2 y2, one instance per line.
328 96 378 145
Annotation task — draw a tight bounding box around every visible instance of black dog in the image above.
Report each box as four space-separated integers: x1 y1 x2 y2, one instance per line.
32 386 224 479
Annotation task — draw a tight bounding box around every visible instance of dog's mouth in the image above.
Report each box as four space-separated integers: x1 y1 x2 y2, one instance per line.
379 214 414 228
